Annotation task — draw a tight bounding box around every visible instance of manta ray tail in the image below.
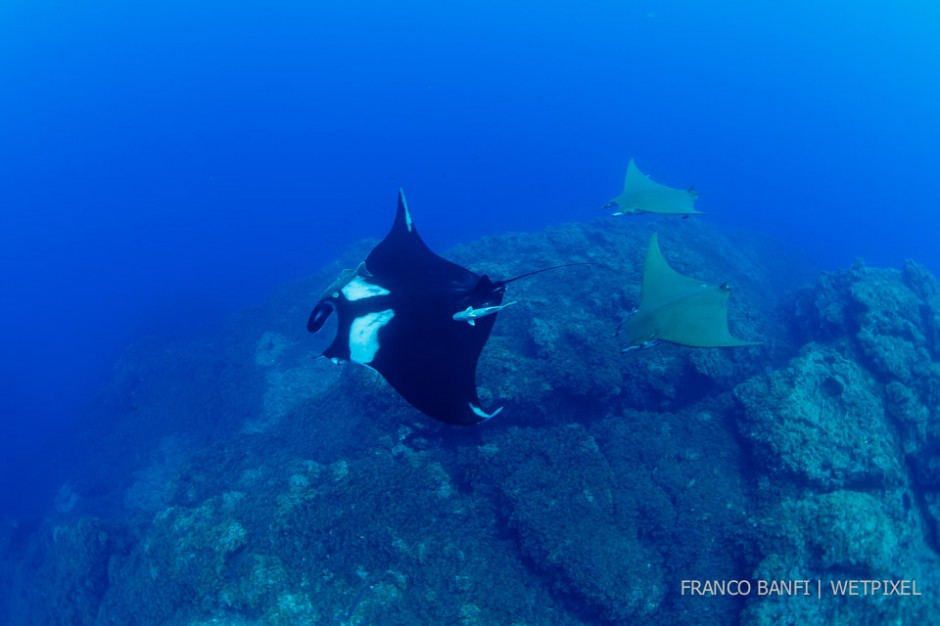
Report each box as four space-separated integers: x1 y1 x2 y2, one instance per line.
498 262 593 286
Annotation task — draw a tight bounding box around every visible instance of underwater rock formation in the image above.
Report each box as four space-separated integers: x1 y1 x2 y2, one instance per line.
736 259 940 625
2 219 937 626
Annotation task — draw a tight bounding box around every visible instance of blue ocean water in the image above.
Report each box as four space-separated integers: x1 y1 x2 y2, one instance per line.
1 0 938 533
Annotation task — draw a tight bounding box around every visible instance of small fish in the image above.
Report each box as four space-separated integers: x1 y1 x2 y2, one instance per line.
453 301 517 326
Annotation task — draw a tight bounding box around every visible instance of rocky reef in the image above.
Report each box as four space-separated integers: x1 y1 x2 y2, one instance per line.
1 218 937 625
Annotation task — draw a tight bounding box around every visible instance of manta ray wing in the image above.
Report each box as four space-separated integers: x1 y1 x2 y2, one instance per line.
309 189 505 425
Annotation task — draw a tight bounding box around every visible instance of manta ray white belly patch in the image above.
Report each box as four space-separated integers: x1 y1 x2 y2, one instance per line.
349 309 395 364
342 276 390 302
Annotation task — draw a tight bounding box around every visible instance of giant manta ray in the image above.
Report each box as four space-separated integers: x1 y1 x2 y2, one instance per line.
308 190 527 426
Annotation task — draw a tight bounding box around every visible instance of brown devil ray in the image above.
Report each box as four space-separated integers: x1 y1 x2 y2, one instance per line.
605 159 701 216
619 233 760 350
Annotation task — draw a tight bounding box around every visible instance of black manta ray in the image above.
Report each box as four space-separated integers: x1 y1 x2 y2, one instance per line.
308 189 527 426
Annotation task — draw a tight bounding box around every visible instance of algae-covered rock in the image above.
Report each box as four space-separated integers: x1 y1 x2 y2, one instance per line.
462 403 753 626
465 423 666 622
99 492 251 624
6 517 122 626
742 490 939 626
762 491 903 572
735 345 904 489
790 259 940 533
587 398 754 626
265 441 577 626
737 259 940 625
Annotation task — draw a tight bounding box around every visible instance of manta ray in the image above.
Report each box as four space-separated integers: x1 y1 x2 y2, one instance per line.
308 190 551 426
605 159 701 216
618 233 759 350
